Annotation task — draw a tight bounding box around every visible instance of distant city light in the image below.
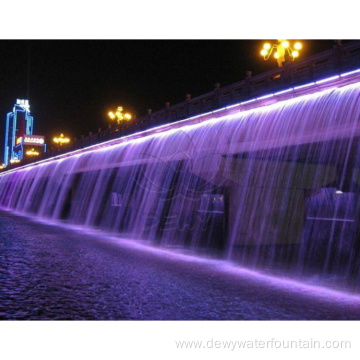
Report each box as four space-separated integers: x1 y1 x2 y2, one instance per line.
53 134 70 145
261 40 303 67
10 159 21 164
26 148 40 156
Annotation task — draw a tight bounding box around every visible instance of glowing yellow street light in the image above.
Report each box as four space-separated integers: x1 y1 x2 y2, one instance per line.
53 133 70 146
0 164 5 170
260 40 303 67
108 106 132 125
26 148 40 156
10 159 21 164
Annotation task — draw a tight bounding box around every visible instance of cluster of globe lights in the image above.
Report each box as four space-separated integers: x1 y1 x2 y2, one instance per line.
261 40 303 65
53 133 70 145
108 106 132 124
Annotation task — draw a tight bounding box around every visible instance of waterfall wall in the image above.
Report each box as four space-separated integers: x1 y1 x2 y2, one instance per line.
1 79 360 285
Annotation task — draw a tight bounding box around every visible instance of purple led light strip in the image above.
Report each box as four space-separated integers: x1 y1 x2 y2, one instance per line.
1 68 360 176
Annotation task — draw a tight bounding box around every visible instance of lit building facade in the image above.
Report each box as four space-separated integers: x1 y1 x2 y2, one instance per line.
3 99 34 166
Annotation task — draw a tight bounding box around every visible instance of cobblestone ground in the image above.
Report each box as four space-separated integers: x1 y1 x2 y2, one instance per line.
1 211 359 320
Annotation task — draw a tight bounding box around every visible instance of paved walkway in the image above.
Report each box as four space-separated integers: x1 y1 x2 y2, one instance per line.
1 211 359 320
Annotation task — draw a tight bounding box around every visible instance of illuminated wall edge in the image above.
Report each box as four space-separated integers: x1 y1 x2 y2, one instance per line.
1 69 360 177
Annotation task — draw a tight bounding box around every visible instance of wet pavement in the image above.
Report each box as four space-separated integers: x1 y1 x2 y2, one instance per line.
0 210 359 320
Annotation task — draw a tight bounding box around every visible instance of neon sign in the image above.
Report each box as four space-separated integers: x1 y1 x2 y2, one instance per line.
23 136 45 145
16 99 30 112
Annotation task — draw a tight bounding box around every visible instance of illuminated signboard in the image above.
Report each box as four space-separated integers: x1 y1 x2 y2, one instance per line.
16 99 30 112
23 135 45 146
16 137 23 145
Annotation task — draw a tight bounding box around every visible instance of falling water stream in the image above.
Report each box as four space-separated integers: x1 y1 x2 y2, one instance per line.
1 81 360 292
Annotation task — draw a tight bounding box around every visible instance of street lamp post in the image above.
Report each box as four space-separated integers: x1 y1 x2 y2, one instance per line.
53 134 70 154
26 148 40 157
261 40 303 67
53 133 70 146
108 106 132 126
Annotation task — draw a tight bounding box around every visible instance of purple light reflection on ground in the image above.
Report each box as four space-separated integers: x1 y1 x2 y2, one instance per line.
4 208 360 307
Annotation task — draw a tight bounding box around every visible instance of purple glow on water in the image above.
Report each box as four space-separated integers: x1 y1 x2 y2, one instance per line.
1 72 360 297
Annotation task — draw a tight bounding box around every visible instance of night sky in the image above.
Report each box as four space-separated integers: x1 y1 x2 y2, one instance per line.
0 40 336 162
